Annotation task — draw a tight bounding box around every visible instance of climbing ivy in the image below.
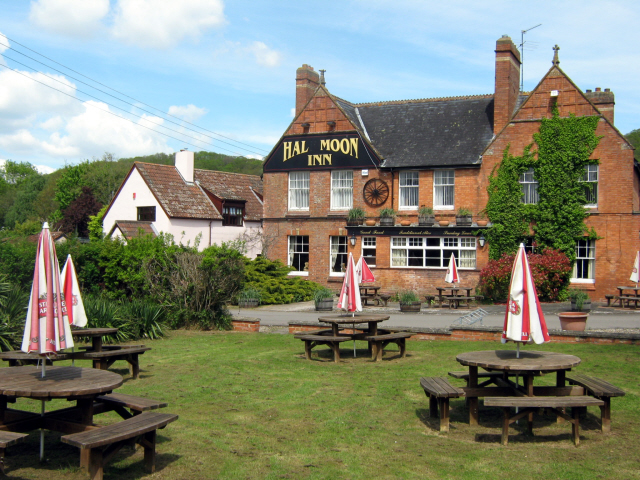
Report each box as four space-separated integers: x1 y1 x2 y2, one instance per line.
486 108 602 262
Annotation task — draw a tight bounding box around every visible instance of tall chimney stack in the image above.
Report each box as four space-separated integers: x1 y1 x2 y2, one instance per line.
296 64 320 116
585 88 615 124
493 35 521 134
175 149 194 183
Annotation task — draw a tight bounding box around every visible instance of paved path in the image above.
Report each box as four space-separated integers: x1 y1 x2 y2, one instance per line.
234 302 640 331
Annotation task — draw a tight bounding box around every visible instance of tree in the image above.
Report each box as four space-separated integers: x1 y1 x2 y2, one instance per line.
83 153 132 205
54 161 90 214
624 128 640 161
60 186 103 237
3 175 47 229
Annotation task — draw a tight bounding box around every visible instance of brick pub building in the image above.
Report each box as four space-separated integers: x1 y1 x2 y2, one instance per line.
262 36 638 300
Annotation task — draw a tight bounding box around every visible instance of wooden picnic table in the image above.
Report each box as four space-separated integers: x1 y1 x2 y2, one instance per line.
317 314 390 337
607 286 640 308
435 286 475 308
360 285 382 306
70 327 118 352
456 350 582 425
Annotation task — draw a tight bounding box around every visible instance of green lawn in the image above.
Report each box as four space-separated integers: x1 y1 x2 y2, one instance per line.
5 331 640 479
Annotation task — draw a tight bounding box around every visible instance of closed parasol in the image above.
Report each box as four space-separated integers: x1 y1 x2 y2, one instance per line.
337 253 362 357
630 251 640 285
444 253 460 284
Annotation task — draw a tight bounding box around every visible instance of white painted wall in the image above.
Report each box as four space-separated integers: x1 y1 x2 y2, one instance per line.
103 167 263 256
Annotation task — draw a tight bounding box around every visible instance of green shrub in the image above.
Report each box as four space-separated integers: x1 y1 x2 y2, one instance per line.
457 207 472 216
120 299 167 340
83 295 133 343
398 290 420 303
313 287 334 305
238 286 262 304
347 207 366 220
379 208 396 218
0 277 27 351
418 206 434 216
568 289 590 310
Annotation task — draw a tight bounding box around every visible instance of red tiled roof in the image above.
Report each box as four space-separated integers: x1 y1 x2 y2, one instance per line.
195 170 263 222
110 221 156 239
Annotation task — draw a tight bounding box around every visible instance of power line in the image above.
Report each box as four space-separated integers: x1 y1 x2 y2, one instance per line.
0 34 268 156
0 63 248 157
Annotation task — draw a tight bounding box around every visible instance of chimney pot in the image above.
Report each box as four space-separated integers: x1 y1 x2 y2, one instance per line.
586 89 592 93
605 88 610 92
595 87 601 92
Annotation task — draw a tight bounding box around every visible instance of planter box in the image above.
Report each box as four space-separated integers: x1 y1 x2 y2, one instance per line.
315 299 334 311
400 302 421 312
456 215 472 226
570 300 591 312
418 215 435 226
558 312 588 331
238 299 260 308
347 219 364 226
379 218 395 226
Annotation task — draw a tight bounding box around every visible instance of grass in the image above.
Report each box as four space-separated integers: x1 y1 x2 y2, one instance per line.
4 331 640 479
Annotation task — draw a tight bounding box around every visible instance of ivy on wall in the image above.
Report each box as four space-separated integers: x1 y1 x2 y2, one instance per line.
486 107 602 262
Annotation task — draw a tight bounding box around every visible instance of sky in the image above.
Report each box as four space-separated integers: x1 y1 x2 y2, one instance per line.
0 0 638 174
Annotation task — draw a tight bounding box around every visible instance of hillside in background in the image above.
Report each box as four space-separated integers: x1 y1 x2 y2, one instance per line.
119 151 264 176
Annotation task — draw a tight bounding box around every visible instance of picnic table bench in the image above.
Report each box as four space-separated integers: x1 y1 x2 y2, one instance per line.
364 332 412 361
80 346 151 379
0 351 70 366
0 431 28 474
419 377 465 432
566 373 625 433
484 396 605 446
61 411 178 480
94 393 168 420
295 334 351 363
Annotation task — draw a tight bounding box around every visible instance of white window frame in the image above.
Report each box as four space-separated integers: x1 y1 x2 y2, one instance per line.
362 236 377 267
580 164 598 208
519 168 539 204
571 239 595 283
399 171 419 210
434 170 454 210
330 170 353 210
288 171 309 211
390 236 476 269
329 236 348 276
288 235 309 276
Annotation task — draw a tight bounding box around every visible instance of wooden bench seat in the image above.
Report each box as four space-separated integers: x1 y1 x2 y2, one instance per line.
484 396 605 446
419 377 465 432
61 411 178 480
82 346 151 379
0 351 69 367
566 373 625 433
0 431 28 475
297 335 351 363
617 296 640 308
378 294 392 306
604 294 615 306
95 393 168 420
448 370 505 388
364 332 412 361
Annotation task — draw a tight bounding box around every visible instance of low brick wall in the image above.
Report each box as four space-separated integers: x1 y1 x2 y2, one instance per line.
232 318 260 332
288 322 640 345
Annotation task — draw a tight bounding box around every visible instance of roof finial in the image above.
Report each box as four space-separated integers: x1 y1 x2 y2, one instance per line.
319 69 326 85
552 45 560 66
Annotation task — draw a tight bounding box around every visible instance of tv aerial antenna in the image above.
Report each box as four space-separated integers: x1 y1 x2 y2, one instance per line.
520 24 541 92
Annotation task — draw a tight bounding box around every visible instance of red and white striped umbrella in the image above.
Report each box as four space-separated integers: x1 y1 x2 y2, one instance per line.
337 253 362 313
502 244 549 355
356 256 375 284
444 253 460 284
61 255 88 328
22 223 74 360
630 251 640 284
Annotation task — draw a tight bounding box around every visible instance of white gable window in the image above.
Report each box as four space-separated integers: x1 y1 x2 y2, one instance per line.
289 171 309 210
519 168 539 204
399 171 419 209
580 164 598 207
137 206 156 221
434 170 454 209
330 170 353 210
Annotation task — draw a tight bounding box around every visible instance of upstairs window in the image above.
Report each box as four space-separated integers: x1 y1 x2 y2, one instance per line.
289 171 310 210
580 164 598 207
434 170 454 209
330 170 353 210
519 168 539 204
399 171 419 209
222 204 244 226
137 206 156 221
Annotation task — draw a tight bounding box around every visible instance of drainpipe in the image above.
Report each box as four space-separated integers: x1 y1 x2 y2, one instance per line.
209 221 212 247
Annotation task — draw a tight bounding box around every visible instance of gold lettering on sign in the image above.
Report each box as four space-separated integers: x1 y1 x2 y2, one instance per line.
283 141 309 161
320 139 330 150
323 154 332 165
307 154 333 166
285 137 359 162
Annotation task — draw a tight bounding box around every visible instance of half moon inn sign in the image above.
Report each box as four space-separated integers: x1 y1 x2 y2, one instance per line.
263 132 381 172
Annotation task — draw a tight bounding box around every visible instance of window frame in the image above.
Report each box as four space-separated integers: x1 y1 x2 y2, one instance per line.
288 235 309 276
330 170 353 211
433 170 455 210
137 206 156 222
329 236 348 276
288 171 310 211
571 239 595 283
519 168 539 204
390 236 476 269
580 164 598 208
222 203 244 226
399 171 419 210
362 236 377 267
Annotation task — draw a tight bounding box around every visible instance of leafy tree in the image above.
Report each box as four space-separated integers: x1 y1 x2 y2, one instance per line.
83 153 132 205
54 161 90 215
3 175 47 228
0 160 40 185
88 205 108 241
624 128 640 161
60 186 103 237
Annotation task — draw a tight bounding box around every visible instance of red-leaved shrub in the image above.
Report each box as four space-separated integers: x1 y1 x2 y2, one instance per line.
478 249 571 302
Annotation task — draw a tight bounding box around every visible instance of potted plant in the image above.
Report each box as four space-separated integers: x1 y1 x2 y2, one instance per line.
398 290 421 312
456 207 473 226
418 206 435 226
238 287 261 308
347 207 366 226
568 289 592 312
438 217 450 226
399 218 412 226
314 287 334 311
379 208 396 226
476 211 488 227
365 218 376 226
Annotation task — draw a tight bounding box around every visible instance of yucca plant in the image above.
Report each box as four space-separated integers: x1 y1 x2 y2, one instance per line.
0 277 27 351
120 299 167 340
83 295 133 343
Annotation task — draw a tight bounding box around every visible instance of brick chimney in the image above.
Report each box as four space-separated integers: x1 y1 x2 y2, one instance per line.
175 149 194 183
494 35 521 134
585 88 615 124
296 64 320 116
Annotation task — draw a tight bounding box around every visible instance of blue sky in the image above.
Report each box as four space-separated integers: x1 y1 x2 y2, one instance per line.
0 0 638 173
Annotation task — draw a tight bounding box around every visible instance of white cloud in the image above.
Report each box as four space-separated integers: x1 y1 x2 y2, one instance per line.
29 0 109 38
245 154 263 161
248 41 282 67
35 164 56 174
168 104 208 123
290 107 295 117
111 0 226 49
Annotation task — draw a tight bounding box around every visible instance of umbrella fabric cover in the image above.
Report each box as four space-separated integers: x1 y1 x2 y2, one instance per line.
502 244 550 345
22 223 74 354
337 253 362 313
355 256 375 284
61 255 88 327
444 253 460 284
631 252 640 283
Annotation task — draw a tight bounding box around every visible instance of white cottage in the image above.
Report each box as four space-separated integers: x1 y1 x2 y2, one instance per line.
102 150 263 256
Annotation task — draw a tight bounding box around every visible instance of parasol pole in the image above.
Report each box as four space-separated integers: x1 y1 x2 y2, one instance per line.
517 342 520 359
40 400 45 461
352 312 356 358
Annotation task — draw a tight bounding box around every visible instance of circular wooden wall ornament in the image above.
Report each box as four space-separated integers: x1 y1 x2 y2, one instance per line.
363 178 389 207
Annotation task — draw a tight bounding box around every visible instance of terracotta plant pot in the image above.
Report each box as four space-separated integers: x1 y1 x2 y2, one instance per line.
365 219 376 226
558 311 588 331
476 220 488 226
400 220 411 226
438 220 450 226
